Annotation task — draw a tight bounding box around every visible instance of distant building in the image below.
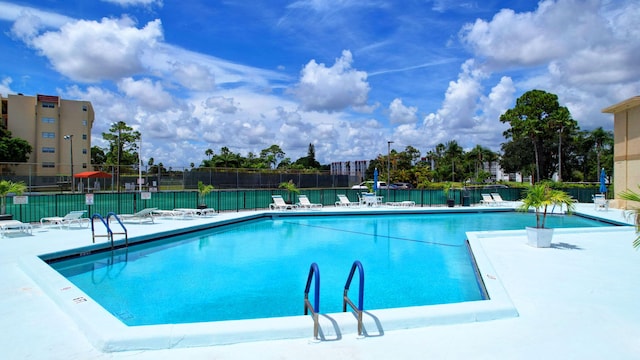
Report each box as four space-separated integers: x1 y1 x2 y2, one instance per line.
602 96 640 209
331 160 369 182
0 93 94 185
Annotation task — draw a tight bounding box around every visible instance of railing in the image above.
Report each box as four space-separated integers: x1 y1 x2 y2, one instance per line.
343 260 365 336
90 212 128 249
106 212 128 248
303 262 321 339
91 213 113 247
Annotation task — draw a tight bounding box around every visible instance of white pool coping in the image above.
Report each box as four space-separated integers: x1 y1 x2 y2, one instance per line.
3 203 640 359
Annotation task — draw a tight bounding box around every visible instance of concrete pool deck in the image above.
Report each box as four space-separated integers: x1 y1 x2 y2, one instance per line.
1 204 639 359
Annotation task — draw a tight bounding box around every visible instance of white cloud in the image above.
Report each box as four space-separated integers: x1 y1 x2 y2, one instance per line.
29 16 163 82
171 62 215 91
101 0 163 7
0 77 13 96
388 98 418 124
292 50 370 112
205 96 238 114
117 77 173 110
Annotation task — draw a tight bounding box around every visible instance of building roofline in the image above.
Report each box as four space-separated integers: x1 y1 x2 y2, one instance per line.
602 96 640 114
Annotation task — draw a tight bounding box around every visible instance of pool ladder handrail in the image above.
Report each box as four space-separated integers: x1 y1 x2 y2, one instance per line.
343 260 365 335
303 262 320 339
90 213 128 249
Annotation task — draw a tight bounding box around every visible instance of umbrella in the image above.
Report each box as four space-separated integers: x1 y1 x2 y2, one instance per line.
599 168 607 194
373 168 378 193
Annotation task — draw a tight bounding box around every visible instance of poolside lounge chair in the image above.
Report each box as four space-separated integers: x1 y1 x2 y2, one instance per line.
296 194 322 209
0 220 32 237
480 193 496 206
593 194 609 211
335 194 358 207
269 195 298 210
40 210 88 228
172 208 217 217
117 208 157 223
490 193 507 206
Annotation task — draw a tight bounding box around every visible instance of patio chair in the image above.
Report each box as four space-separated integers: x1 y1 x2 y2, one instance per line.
269 195 298 210
0 220 33 237
296 194 322 209
40 210 89 228
480 193 496 206
335 194 358 207
117 208 157 223
490 193 507 206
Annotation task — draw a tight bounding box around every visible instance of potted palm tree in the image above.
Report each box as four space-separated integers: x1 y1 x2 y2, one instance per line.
197 181 214 209
279 180 300 204
518 182 575 248
619 186 640 249
0 180 27 219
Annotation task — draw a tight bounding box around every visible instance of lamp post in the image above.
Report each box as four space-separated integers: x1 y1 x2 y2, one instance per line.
64 134 74 193
387 140 393 199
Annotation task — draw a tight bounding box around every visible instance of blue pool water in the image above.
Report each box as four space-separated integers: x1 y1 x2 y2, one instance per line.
50 212 609 326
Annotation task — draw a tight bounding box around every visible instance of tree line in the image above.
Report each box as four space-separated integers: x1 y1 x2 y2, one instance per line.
80 89 611 186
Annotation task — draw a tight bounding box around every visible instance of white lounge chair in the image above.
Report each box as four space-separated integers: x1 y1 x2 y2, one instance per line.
270 195 298 210
0 220 32 237
296 195 322 209
490 193 507 206
593 194 609 211
40 210 88 228
173 208 217 217
335 194 358 207
480 193 496 206
117 208 157 223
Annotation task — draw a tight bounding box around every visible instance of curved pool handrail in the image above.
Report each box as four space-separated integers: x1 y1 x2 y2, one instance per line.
303 262 320 339
343 260 365 335
105 212 128 248
91 213 114 247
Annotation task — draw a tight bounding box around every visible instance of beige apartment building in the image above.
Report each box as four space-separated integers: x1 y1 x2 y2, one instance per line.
602 96 640 209
0 93 94 188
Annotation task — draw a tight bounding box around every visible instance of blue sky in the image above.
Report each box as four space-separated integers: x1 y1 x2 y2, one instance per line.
0 0 638 167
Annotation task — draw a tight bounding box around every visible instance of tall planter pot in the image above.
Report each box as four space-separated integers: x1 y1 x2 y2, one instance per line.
526 227 554 248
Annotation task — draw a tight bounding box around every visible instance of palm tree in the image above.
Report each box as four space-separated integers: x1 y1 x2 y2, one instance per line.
0 180 26 215
619 187 640 249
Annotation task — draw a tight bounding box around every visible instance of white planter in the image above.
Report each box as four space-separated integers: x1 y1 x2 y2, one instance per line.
526 227 554 248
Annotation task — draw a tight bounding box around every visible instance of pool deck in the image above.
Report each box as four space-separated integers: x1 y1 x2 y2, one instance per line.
1 203 639 359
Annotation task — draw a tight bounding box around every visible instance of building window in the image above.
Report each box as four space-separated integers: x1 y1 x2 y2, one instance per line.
42 132 55 138
82 105 87 111
42 117 55 123
82 148 87 154
42 147 55 153
82 120 87 126
82 163 87 169
42 102 55 108
42 162 55 168
82 134 87 140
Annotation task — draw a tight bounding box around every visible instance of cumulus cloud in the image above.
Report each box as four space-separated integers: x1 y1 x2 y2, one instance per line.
205 96 238 114
292 50 370 112
388 98 418 124
117 77 173 110
171 62 215 91
28 16 163 82
0 77 13 96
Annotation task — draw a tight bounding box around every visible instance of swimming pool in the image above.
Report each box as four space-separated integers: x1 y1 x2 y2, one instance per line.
23 209 616 350
50 212 608 325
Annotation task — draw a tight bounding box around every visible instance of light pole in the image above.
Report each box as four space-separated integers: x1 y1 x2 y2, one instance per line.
64 135 74 193
387 140 393 200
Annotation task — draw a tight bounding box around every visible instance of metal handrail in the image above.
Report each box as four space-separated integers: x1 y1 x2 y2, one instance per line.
343 260 365 335
91 213 114 248
303 262 320 339
105 212 128 247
